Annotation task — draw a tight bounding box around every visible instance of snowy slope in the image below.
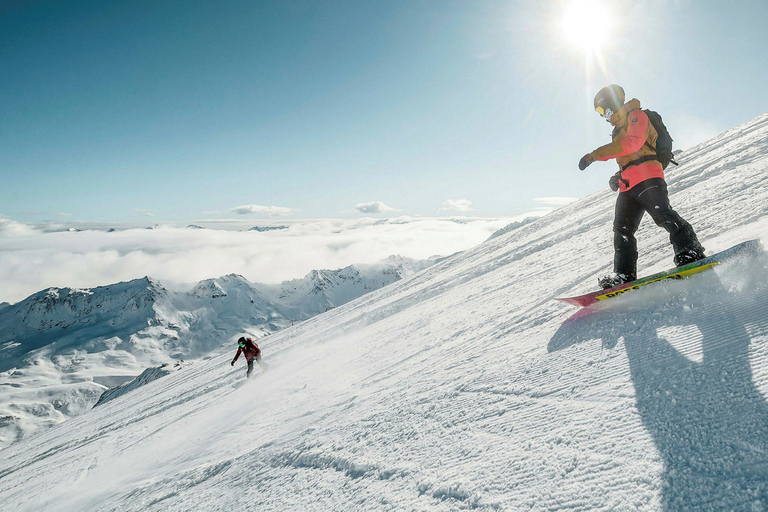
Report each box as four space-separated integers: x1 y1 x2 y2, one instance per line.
270 255 438 319
93 361 193 407
1 113 768 511
0 256 435 448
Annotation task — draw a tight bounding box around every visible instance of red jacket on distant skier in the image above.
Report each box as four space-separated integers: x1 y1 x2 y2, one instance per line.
232 338 261 362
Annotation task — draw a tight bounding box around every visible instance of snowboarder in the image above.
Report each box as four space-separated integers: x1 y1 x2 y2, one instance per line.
578 84 706 289
231 337 269 378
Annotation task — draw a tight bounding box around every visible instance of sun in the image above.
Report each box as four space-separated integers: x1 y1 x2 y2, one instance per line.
560 0 612 53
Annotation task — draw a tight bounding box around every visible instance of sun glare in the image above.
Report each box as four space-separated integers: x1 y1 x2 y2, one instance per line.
560 0 611 53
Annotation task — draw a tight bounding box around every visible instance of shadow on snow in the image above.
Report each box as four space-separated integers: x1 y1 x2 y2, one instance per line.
549 255 768 510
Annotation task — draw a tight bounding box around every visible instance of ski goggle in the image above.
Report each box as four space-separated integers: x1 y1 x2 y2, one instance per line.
595 105 614 119
238 342 245 347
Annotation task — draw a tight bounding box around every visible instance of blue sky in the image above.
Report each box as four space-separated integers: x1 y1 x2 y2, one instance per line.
2 0 768 224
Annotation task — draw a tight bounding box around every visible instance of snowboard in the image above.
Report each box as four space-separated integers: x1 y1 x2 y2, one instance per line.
556 239 762 308
232 379 250 389
232 370 268 388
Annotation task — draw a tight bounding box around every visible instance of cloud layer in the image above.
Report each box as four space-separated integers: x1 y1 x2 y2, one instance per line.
353 201 401 214
533 197 579 206
230 204 299 216
440 199 474 212
0 216 520 304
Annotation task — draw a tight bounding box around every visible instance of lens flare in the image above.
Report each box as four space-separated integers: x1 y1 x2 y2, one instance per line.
560 0 611 53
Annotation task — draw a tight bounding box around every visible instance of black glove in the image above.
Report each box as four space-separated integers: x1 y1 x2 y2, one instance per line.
609 173 620 192
578 154 594 171
231 360 235 366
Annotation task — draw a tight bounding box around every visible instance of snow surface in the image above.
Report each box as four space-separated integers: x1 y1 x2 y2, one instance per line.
0 256 435 448
2 113 768 510
93 361 192 408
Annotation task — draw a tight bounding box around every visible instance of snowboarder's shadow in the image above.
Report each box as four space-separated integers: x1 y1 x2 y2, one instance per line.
549 277 768 510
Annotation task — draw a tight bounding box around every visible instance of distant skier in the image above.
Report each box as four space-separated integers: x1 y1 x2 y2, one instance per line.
578 84 706 289
231 337 269 378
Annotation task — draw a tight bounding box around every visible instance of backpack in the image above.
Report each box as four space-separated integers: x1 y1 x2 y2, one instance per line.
642 109 677 170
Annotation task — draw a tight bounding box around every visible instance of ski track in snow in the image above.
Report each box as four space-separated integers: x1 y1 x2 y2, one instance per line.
1 114 768 510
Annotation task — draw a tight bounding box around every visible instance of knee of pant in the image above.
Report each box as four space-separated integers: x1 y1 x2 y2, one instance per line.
613 223 635 237
648 207 678 225
613 229 636 245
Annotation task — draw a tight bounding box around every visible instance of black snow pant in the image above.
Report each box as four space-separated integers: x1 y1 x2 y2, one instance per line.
246 357 269 378
613 178 703 279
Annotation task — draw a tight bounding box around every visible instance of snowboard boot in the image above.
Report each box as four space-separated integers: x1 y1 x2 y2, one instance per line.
598 272 636 290
674 248 706 267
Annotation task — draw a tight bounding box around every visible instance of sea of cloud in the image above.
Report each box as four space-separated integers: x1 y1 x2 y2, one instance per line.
0 216 530 304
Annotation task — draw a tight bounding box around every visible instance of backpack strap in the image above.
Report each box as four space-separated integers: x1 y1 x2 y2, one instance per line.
616 170 630 188
615 111 679 172
620 155 660 172
642 140 679 167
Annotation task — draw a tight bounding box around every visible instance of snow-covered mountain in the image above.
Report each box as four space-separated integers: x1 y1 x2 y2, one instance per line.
486 216 536 240
93 361 193 407
2 113 768 510
271 254 438 319
0 256 436 448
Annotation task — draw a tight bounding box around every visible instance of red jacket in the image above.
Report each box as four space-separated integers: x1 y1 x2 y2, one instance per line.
232 339 261 362
589 99 664 191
